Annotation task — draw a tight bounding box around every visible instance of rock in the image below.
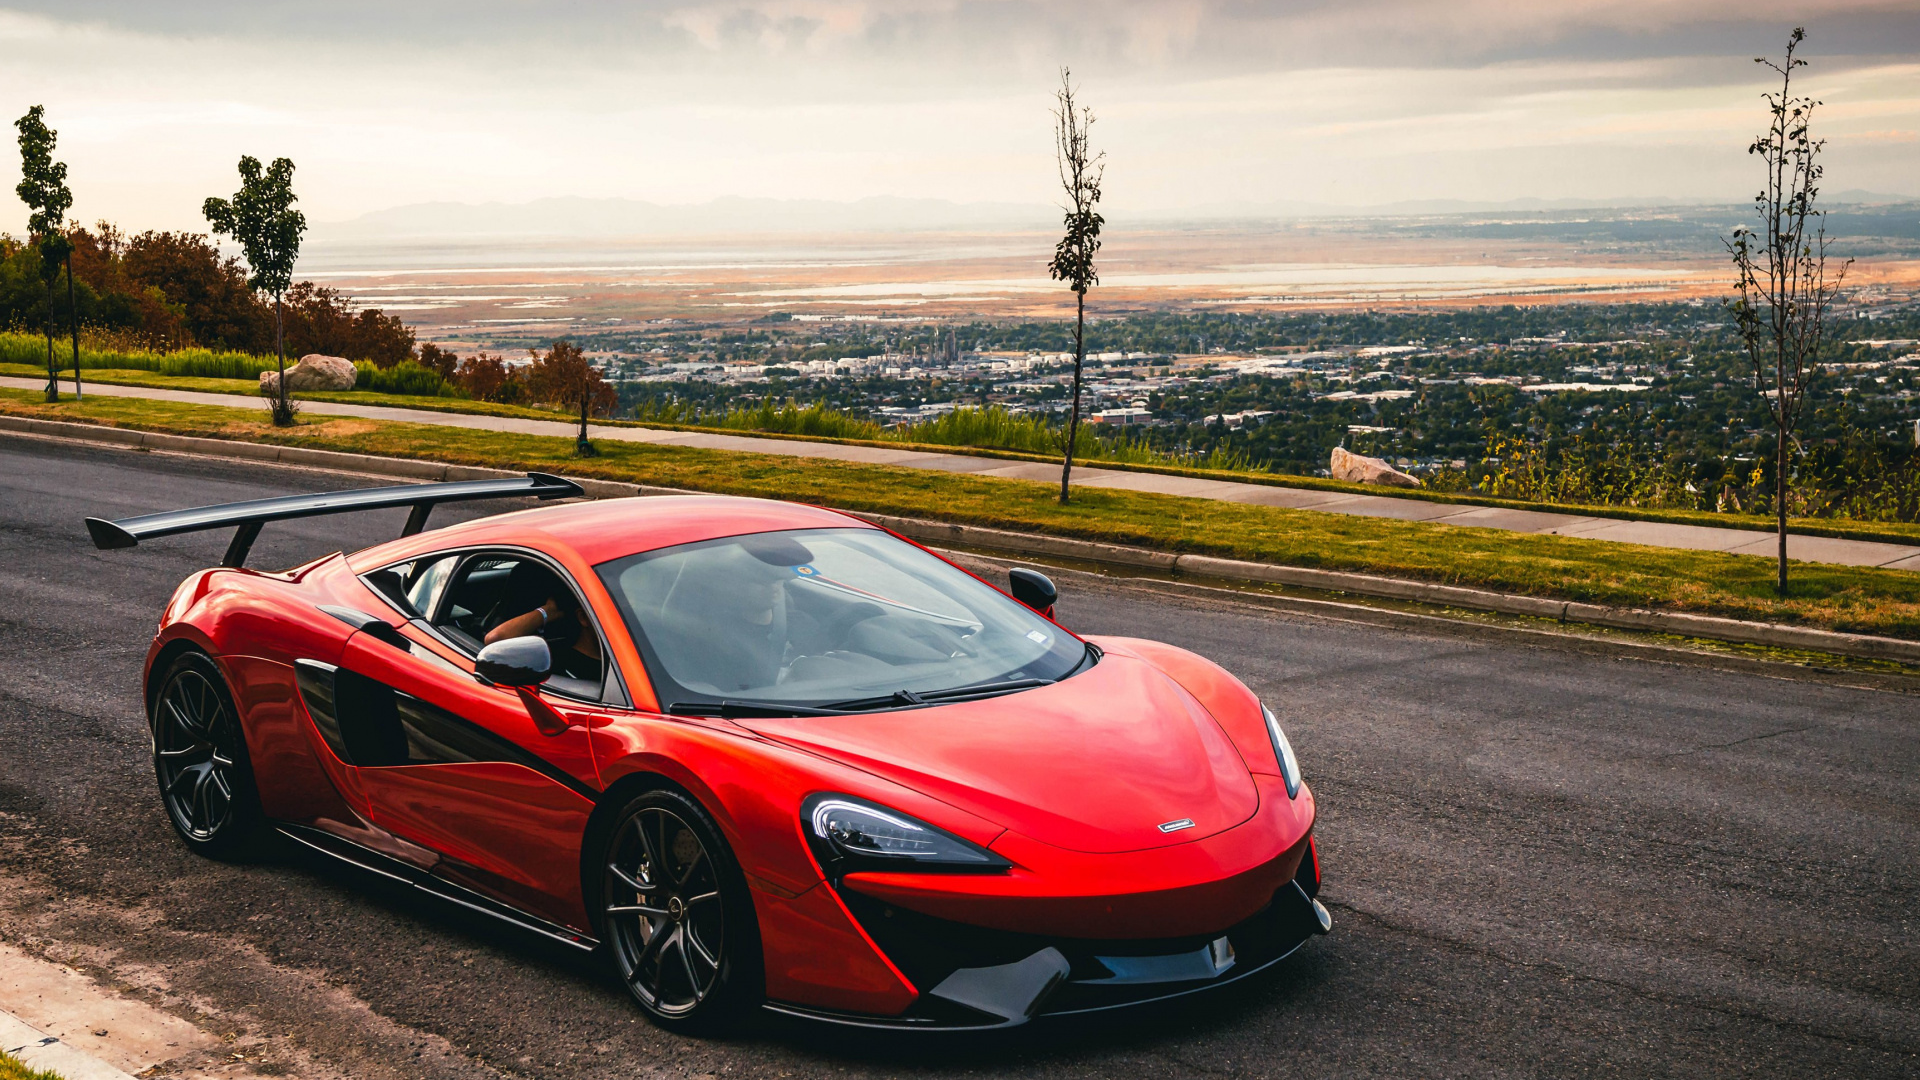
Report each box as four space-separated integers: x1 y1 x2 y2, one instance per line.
259 354 358 394
1331 445 1421 488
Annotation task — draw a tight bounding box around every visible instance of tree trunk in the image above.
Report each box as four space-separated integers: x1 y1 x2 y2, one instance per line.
1058 291 1087 504
1775 421 1789 595
577 381 594 457
273 293 290 425
43 280 57 403
65 251 81 401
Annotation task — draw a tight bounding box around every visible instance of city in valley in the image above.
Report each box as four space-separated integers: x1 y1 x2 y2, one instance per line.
285 199 1920 511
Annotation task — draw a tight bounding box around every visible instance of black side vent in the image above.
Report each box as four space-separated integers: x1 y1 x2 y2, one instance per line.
294 660 348 762
294 661 408 767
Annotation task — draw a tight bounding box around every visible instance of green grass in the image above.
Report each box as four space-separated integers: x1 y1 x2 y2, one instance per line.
0 1047 64 1080
10 358 1920 547
7 385 1920 640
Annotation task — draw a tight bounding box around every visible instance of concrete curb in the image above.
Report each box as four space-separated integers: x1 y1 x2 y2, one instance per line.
10 413 1918 666
0 940 215 1080
2 1010 139 1080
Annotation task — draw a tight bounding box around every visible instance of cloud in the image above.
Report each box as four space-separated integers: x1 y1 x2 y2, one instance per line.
0 1 1915 231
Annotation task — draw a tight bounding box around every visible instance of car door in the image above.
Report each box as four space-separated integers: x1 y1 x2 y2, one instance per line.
340 548 614 930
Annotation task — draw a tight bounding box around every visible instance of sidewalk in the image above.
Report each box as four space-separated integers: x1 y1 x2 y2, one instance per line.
0 942 217 1079
11 373 1920 571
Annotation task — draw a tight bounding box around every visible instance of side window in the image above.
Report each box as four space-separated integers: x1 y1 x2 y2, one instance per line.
437 555 523 650
436 552 607 701
363 555 457 620
406 557 457 617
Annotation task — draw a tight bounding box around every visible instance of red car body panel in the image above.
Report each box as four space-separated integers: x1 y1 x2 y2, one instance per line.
134 494 1321 1024
840 776 1313 938
736 653 1261 855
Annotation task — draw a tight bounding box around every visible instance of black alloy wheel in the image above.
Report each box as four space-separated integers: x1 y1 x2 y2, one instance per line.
151 652 264 859
600 788 760 1032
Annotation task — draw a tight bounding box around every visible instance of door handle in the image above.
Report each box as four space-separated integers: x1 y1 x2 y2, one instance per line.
516 686 571 736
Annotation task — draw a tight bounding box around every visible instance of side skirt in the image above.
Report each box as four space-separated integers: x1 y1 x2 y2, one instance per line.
275 823 600 953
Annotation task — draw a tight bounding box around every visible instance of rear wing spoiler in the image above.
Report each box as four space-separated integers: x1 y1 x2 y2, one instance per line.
84 472 584 568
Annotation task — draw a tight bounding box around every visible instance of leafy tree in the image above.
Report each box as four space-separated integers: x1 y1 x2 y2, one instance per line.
204 157 306 425
1724 28 1850 594
531 339 615 456
1047 68 1104 503
279 281 414 365
417 342 459 380
454 353 525 404
14 105 73 402
117 228 274 350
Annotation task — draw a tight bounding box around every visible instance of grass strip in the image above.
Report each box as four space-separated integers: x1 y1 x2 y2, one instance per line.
12 361 1919 547
0 1048 64 1080
9 386 1920 640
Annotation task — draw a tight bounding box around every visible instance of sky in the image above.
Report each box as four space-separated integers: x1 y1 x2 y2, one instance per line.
2 0 1918 233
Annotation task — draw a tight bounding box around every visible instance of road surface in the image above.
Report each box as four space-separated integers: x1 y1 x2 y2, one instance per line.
0 433 1913 1079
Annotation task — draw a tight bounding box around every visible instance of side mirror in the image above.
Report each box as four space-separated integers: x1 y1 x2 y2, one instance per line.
1008 568 1057 619
475 636 552 687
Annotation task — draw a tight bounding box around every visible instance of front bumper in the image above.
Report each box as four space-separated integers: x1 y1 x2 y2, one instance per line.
765 833 1328 1030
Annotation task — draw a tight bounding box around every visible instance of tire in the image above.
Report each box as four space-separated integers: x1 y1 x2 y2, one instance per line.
149 651 267 860
595 787 763 1034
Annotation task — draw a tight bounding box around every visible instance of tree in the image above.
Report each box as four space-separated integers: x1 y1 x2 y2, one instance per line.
1724 27 1850 595
1047 67 1104 504
278 281 416 366
14 105 73 403
417 342 460 380
118 228 275 351
530 340 615 456
454 353 524 404
204 157 306 425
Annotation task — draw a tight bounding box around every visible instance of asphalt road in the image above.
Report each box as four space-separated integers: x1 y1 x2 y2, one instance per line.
0 433 1914 1080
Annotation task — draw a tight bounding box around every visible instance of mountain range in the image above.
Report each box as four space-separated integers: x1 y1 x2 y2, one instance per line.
311 191 1920 241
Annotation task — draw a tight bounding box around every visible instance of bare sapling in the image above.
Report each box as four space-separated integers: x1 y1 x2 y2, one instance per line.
1724 27 1850 595
1047 67 1105 504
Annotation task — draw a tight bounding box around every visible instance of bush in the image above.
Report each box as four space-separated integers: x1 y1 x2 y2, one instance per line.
354 359 455 396
736 400 881 439
0 330 273 378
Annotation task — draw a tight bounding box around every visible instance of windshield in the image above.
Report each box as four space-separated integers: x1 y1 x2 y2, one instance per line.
597 528 1087 711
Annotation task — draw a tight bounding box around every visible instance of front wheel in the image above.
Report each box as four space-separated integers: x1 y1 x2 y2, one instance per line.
150 652 266 860
597 788 762 1033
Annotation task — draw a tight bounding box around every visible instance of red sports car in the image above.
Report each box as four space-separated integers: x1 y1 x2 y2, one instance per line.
87 474 1328 1032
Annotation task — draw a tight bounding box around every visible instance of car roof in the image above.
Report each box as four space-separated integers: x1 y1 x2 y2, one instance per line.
349 494 878 570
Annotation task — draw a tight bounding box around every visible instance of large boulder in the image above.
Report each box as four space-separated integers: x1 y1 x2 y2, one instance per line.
1331 445 1421 488
259 354 358 394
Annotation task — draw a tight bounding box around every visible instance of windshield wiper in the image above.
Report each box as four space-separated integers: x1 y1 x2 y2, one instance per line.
818 677 1054 713
670 677 1057 720
916 677 1054 702
668 699 855 719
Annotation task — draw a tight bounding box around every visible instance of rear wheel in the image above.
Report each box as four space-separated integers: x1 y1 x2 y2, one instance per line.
151 652 266 860
598 788 761 1033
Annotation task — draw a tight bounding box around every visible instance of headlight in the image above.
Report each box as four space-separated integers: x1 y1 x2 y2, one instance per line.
1263 704 1302 799
802 793 1010 875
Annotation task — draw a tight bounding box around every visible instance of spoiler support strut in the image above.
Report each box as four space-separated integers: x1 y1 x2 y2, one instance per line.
85 472 584 568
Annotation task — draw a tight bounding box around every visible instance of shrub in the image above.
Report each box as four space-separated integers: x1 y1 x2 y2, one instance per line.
354 359 454 396
0 330 273 378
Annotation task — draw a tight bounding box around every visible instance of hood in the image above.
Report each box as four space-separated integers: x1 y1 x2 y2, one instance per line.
738 654 1260 854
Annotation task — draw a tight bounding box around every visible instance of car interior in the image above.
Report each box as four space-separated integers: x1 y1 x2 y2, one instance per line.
366 553 607 701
